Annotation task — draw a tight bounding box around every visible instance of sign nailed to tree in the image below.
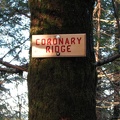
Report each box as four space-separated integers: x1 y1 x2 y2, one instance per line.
32 34 86 57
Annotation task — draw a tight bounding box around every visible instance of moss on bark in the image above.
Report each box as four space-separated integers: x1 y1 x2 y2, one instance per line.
28 0 97 120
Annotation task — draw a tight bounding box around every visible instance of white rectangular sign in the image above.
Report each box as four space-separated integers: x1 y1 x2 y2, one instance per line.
32 34 86 57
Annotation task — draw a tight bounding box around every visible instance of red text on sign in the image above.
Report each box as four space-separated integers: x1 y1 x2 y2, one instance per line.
46 45 71 53
35 37 81 46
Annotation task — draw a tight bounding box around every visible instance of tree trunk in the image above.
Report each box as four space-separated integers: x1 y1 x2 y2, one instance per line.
27 0 97 120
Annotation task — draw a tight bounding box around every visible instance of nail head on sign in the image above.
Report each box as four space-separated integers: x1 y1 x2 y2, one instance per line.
56 35 60 39
56 52 60 56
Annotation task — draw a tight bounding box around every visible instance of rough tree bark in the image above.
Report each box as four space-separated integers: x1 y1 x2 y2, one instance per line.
27 0 97 120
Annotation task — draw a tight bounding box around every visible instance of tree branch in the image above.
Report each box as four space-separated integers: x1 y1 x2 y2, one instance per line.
95 53 120 66
15 8 30 18
112 0 120 37
0 59 28 73
0 68 18 73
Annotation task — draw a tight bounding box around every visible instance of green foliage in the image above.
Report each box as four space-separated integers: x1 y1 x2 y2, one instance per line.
0 0 30 62
0 0 30 119
94 0 120 119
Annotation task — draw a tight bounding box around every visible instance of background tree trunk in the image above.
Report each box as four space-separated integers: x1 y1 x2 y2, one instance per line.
28 0 97 120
